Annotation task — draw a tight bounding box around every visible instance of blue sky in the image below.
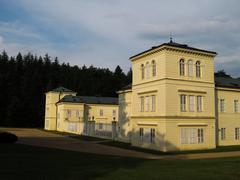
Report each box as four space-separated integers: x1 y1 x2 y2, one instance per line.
0 0 240 76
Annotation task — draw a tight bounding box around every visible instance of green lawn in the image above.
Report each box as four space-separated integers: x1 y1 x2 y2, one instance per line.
1 143 240 180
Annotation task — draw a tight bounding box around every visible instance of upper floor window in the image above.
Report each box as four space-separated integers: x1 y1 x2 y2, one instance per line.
151 95 156 112
220 99 225 112
146 62 150 79
189 95 194 112
66 110 71 118
141 64 144 79
188 60 193 76
113 109 116 116
146 96 150 112
100 109 104 116
180 95 187 112
179 59 185 76
234 100 239 113
197 96 203 112
140 96 144 112
196 61 201 77
152 60 156 77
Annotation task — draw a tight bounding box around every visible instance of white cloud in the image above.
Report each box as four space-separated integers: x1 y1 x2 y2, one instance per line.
1 0 239 74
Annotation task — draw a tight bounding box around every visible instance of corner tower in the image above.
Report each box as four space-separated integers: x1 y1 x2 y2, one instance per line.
129 40 217 151
44 87 76 130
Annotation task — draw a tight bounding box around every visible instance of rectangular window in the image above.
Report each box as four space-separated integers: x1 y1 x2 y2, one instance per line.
100 109 103 116
146 96 150 112
151 95 156 112
189 95 194 112
67 110 71 118
220 99 225 112
150 128 155 143
76 110 80 118
180 128 204 144
198 128 204 143
235 128 240 140
99 123 103 130
139 128 144 142
220 128 226 140
180 95 187 112
140 96 144 112
234 100 239 113
197 96 203 112
113 110 116 116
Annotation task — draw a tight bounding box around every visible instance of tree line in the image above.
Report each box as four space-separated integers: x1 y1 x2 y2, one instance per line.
0 51 132 127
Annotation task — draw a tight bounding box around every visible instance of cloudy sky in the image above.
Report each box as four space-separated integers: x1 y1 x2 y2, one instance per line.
0 0 240 76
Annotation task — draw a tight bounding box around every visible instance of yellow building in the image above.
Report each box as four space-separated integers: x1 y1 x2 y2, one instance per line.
45 40 240 152
118 40 240 152
45 87 118 138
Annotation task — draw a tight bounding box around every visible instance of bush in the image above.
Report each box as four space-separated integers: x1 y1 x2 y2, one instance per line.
0 132 18 143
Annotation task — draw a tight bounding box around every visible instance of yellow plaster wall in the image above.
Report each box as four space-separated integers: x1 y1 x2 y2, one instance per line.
216 88 240 146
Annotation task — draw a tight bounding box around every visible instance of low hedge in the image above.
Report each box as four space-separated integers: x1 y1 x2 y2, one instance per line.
0 131 18 143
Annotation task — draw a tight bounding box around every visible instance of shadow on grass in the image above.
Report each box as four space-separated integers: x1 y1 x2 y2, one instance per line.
100 141 240 155
0 143 144 180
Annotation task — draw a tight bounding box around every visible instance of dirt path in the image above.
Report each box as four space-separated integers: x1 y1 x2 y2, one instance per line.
2 127 240 160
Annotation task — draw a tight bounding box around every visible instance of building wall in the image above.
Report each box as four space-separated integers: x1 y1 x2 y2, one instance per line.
118 90 132 142
216 87 240 146
57 102 85 134
128 46 217 151
44 91 76 130
85 104 118 124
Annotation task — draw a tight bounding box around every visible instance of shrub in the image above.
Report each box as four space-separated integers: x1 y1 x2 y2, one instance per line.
0 132 18 143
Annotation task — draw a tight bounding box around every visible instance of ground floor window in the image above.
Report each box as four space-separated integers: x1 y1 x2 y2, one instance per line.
220 128 226 140
180 128 204 144
235 128 240 140
150 128 155 143
139 128 144 142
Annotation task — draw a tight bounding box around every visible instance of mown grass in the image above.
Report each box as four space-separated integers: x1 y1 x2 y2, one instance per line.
1 143 240 180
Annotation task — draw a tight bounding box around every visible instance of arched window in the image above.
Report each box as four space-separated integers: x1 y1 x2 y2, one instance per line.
196 61 201 77
146 62 150 79
179 59 185 76
141 64 144 79
152 60 156 77
188 60 193 76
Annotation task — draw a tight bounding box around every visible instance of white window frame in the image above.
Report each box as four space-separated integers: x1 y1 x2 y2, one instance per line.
152 60 156 77
179 59 185 76
146 96 150 112
220 99 225 112
140 96 144 112
141 64 144 79
234 100 239 113
146 62 150 79
180 128 204 144
139 128 144 142
100 109 104 116
196 61 201 78
150 128 155 143
151 95 156 112
180 95 187 112
197 96 203 112
235 128 240 140
189 95 194 112
188 60 193 77
220 128 226 140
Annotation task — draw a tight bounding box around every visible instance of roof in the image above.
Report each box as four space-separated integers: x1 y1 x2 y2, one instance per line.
58 95 118 105
130 41 217 59
51 87 75 93
120 84 132 91
215 77 240 89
